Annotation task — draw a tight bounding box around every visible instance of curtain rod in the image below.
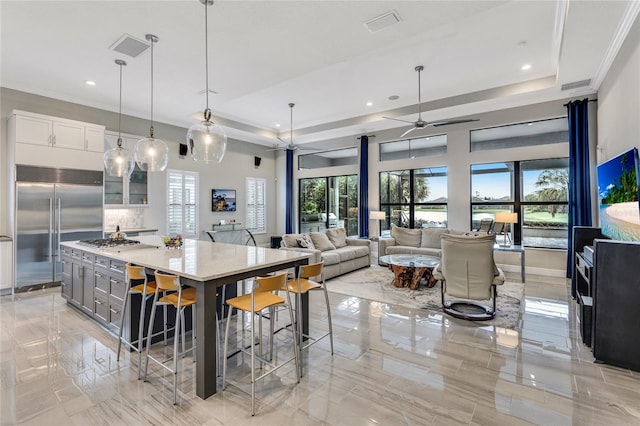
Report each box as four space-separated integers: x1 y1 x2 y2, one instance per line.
564 98 598 107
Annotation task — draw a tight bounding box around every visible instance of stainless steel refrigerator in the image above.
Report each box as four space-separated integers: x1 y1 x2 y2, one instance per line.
15 166 103 290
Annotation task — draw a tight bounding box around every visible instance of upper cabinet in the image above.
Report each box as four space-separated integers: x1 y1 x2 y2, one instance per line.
11 110 105 152
104 131 149 207
9 110 106 171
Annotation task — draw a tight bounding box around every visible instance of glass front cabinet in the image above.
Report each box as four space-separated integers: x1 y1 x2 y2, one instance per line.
104 131 149 207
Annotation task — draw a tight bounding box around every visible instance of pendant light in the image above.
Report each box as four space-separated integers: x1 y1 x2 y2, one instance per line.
187 0 227 163
134 34 169 172
104 59 135 177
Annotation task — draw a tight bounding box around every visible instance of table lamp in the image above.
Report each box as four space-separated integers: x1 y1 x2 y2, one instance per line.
369 210 386 239
494 212 518 247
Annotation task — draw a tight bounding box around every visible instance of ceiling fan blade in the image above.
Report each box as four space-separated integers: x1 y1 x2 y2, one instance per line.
265 147 284 152
276 137 288 145
383 116 415 124
296 146 318 151
430 118 479 127
400 126 417 138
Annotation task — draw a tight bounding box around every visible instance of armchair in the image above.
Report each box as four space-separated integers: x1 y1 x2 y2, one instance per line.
432 233 505 320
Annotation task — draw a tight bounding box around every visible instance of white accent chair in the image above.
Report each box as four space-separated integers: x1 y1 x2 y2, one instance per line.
433 233 505 320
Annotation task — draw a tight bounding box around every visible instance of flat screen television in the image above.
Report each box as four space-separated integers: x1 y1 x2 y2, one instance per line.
596 147 640 241
212 189 236 212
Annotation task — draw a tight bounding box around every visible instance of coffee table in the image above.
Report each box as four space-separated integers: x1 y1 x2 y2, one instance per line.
379 254 440 290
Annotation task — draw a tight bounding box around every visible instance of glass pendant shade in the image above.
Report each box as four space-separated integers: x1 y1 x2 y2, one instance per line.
104 59 135 177
134 136 169 172
134 33 168 172
188 118 227 163
188 0 227 163
104 139 135 177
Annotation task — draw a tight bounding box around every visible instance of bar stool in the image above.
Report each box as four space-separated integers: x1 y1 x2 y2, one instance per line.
143 270 197 405
223 273 300 416
283 261 333 359
117 264 165 379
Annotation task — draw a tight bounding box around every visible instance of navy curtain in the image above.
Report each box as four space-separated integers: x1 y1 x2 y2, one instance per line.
285 149 294 234
566 99 593 282
359 136 369 237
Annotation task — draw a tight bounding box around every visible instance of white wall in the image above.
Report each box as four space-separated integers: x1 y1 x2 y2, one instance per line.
597 14 640 174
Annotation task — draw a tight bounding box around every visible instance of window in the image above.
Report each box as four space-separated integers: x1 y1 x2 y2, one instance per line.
471 159 568 248
246 177 266 234
379 167 448 233
379 135 447 161
298 147 358 170
470 117 568 152
299 175 358 236
167 170 198 237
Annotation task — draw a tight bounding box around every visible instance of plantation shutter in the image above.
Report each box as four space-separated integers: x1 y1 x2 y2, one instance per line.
246 177 266 233
167 170 198 237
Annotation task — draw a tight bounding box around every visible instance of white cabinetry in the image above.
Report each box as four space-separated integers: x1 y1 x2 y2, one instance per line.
51 120 85 150
9 110 106 170
85 126 106 152
13 114 52 146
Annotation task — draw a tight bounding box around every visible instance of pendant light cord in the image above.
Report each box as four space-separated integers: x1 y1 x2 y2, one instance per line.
417 67 422 120
114 59 127 148
149 36 156 138
205 1 210 113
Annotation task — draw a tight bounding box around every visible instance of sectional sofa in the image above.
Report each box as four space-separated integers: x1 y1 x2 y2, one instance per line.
378 226 469 265
279 228 370 280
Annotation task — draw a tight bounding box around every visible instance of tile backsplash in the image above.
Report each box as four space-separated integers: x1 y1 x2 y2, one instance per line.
104 208 145 230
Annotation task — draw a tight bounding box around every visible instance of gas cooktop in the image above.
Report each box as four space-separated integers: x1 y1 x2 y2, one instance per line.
78 238 142 248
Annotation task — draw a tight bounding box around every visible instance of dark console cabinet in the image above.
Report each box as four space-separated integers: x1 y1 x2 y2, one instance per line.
591 239 640 371
571 226 606 298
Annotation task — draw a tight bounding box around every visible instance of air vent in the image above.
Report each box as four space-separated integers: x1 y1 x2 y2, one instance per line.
363 10 401 33
561 79 591 91
110 34 150 58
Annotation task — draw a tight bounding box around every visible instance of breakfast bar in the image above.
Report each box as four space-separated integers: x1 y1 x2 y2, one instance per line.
60 238 310 399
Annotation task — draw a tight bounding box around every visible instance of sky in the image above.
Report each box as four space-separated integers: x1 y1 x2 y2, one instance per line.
596 148 639 202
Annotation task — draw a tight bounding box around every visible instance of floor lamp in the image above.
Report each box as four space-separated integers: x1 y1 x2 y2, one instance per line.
494 212 517 247
369 211 386 239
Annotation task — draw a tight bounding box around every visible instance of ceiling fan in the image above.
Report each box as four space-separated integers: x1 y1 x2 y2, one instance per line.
267 103 317 152
384 65 479 138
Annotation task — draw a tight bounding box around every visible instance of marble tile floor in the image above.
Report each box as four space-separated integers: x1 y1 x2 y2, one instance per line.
1 271 639 425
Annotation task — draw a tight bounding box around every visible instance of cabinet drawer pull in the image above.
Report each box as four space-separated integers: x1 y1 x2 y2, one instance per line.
110 308 119 314
95 300 103 305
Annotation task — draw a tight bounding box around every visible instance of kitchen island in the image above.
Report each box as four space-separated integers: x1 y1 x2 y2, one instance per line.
60 237 311 399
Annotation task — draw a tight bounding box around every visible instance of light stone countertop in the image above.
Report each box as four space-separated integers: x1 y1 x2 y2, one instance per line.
61 237 311 282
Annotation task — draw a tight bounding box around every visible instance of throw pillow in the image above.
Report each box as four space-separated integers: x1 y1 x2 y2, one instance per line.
310 232 336 251
282 233 303 248
296 233 315 249
326 228 347 248
391 226 422 247
420 228 449 249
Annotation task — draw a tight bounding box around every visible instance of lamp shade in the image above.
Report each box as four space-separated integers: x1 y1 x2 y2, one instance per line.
495 212 518 223
369 211 386 220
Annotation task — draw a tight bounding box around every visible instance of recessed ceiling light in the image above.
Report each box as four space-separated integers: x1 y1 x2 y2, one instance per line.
528 123 534 126
521 64 531 71
388 95 399 101
366 102 373 107
275 123 280 128
85 80 96 86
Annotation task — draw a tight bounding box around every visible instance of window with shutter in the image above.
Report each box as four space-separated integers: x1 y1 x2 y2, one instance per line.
167 170 199 237
246 177 266 234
